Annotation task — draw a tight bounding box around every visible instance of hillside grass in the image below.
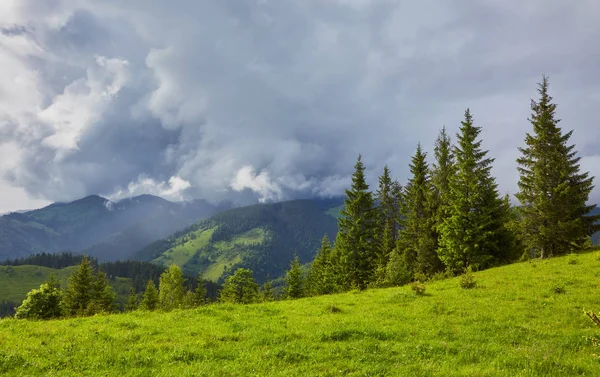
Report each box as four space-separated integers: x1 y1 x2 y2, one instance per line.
0 265 132 312
153 226 217 267
3 252 600 376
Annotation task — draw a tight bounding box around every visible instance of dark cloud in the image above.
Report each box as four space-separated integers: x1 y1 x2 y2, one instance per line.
0 0 599 212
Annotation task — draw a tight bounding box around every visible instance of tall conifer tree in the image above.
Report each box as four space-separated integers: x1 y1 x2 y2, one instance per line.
284 256 305 299
431 127 456 233
516 76 599 257
62 255 95 316
438 109 510 273
396 144 441 276
140 280 159 310
334 155 377 290
307 235 334 295
375 166 398 272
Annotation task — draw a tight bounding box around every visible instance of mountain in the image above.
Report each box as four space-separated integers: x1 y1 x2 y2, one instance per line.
0 195 228 261
133 198 344 283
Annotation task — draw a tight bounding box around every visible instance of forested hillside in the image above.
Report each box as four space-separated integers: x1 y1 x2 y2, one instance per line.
0 195 226 261
133 198 342 283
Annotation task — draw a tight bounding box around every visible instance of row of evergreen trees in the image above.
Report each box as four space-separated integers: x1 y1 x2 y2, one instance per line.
301 76 599 295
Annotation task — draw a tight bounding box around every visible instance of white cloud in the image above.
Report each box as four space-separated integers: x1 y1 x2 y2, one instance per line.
108 175 191 202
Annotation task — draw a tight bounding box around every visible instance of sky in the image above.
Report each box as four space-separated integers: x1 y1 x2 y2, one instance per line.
1 0 599 213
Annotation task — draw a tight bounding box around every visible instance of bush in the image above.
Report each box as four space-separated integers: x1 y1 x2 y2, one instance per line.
459 266 477 289
410 281 426 296
15 282 62 320
567 255 579 265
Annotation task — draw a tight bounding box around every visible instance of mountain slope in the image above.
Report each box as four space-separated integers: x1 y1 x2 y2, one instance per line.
2 251 600 376
0 195 225 261
133 198 343 283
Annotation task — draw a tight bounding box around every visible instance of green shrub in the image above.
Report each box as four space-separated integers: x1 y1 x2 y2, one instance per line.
410 281 426 296
459 266 477 289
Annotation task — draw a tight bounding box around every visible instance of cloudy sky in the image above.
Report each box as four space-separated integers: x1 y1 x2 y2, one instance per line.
1 0 599 212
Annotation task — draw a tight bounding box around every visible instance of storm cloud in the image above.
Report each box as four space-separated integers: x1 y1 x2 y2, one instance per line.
1 0 599 212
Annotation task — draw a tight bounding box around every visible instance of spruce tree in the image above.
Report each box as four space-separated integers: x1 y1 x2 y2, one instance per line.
306 235 334 296
125 284 138 312
261 279 275 302
438 109 511 273
396 144 442 277
431 127 456 233
516 76 599 257
86 269 115 315
62 255 95 316
159 264 185 311
140 280 159 311
194 277 207 306
335 155 377 290
284 256 305 299
374 166 398 282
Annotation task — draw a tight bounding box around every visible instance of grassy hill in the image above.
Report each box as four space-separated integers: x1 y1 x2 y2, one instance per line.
2 251 600 376
0 195 224 262
133 198 343 283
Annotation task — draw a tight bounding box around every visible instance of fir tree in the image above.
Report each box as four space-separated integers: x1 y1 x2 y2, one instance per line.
159 264 185 311
431 127 456 233
375 166 398 277
284 256 305 299
219 268 259 304
86 269 115 315
438 109 511 273
306 235 334 295
125 284 138 312
261 279 275 302
396 144 442 277
516 76 600 257
62 255 95 316
140 280 159 311
194 277 207 306
335 155 377 290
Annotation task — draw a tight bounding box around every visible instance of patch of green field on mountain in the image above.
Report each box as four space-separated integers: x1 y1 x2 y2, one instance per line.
0 265 132 313
3 251 600 376
135 199 342 283
325 204 344 219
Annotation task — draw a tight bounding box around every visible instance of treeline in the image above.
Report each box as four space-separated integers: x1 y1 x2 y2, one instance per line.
295 76 598 296
0 252 218 295
14 257 212 319
1 252 86 269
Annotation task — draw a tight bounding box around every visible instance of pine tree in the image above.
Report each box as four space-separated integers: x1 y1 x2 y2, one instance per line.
62 255 95 316
438 109 511 273
374 166 398 281
431 127 456 233
86 269 115 315
334 155 378 290
140 280 159 311
396 144 442 277
306 235 334 296
283 256 305 299
125 284 138 312
516 76 599 257
194 277 207 306
261 279 275 302
219 268 259 304
159 264 185 311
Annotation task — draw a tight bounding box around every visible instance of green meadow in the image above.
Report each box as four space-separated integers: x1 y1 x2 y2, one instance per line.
2 251 600 376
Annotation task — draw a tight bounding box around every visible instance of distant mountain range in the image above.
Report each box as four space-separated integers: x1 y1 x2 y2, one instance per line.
0 195 230 261
133 198 343 284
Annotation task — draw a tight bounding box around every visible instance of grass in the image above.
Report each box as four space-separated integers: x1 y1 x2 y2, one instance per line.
0 265 132 312
157 227 267 281
153 227 217 267
3 251 600 376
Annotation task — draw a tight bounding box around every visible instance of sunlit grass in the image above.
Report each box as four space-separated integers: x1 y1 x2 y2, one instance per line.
2 251 600 376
